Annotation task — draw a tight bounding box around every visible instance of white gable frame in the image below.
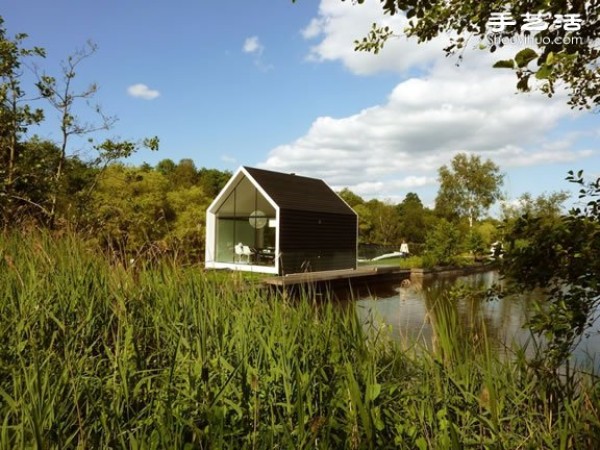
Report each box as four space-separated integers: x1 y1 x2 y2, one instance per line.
205 166 280 274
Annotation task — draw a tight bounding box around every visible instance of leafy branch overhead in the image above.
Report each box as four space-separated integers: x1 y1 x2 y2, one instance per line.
342 0 599 110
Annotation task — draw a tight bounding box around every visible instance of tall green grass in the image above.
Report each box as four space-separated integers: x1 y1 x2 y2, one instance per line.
1 232 599 449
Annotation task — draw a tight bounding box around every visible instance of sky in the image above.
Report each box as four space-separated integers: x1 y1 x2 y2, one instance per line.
3 0 599 211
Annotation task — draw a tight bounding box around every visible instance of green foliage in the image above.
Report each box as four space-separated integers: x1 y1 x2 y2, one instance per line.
503 171 600 371
367 199 401 245
1 232 600 448
514 48 538 69
396 192 434 243
0 18 46 225
424 219 464 266
493 59 515 69
90 165 172 253
467 229 486 257
338 187 365 208
435 153 504 228
502 190 570 223
2 139 60 222
197 167 231 198
475 221 499 248
80 163 230 262
165 185 211 261
95 136 159 164
353 203 375 242
155 158 176 176
339 189 435 246
171 158 198 189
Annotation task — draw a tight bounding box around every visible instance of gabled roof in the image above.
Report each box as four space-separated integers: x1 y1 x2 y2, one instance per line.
244 166 356 216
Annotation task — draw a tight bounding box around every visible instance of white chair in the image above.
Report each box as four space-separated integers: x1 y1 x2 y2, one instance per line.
234 243 244 263
241 245 254 263
234 243 254 263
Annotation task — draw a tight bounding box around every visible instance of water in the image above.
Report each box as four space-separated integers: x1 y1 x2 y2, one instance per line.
352 270 600 370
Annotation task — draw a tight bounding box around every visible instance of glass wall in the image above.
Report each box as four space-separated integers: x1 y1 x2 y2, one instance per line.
215 177 276 266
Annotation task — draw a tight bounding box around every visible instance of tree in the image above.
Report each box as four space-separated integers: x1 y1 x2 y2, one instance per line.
197 167 231 198
353 203 375 243
435 153 504 229
0 18 45 225
156 158 176 177
34 41 117 225
472 220 500 254
501 190 570 222
325 0 600 110
337 189 381 243
424 219 463 266
368 199 402 245
165 185 211 261
171 158 198 189
337 187 365 208
9 138 61 222
500 191 570 253
396 192 433 243
90 165 172 254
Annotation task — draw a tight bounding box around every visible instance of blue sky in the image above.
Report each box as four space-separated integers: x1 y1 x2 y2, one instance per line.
3 0 598 211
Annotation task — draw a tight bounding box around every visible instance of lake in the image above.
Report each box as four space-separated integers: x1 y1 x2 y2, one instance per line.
350 270 600 370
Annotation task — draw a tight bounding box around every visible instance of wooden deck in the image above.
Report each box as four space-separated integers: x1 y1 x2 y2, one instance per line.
262 265 411 287
262 262 496 288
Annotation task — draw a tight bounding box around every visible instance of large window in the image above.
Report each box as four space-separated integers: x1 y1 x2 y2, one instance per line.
215 177 276 265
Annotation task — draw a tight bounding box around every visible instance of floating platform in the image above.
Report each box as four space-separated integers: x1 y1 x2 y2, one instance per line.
262 262 496 289
262 265 411 287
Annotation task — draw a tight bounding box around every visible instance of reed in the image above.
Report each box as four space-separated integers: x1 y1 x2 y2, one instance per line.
1 232 598 449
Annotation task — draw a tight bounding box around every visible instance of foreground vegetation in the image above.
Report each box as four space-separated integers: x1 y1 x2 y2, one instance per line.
1 233 599 449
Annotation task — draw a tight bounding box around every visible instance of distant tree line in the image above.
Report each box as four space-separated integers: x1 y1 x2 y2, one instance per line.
340 153 506 266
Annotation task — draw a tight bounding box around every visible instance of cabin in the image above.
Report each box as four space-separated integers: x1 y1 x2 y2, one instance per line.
205 166 358 275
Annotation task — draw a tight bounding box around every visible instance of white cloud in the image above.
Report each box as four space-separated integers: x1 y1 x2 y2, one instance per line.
260 0 595 203
242 36 273 71
351 176 435 196
260 64 587 200
302 17 325 39
221 154 237 164
301 0 540 76
127 83 160 100
243 36 263 55
302 0 445 75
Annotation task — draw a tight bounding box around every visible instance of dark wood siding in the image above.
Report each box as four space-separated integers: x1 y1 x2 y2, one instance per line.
279 209 357 274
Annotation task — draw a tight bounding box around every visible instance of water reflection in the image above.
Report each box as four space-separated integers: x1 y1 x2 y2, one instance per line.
354 271 521 350
349 271 600 370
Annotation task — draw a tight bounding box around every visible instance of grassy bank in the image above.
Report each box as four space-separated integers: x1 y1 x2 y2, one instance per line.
1 233 599 449
359 255 423 269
